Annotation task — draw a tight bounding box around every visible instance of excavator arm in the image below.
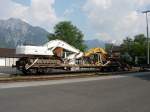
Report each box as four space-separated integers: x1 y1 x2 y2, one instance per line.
44 39 83 60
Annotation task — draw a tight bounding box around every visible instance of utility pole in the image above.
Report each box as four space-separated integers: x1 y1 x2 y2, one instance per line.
142 10 150 65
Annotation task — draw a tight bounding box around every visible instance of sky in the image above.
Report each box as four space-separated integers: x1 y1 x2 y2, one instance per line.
0 0 150 43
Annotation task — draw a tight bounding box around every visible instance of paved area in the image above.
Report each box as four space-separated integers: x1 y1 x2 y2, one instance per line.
0 72 150 112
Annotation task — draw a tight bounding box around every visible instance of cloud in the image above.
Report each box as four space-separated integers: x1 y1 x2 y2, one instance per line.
96 32 111 40
63 9 74 17
0 0 26 19
0 0 59 31
83 0 150 41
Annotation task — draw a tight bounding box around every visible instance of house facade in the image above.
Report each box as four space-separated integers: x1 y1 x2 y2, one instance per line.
0 48 18 67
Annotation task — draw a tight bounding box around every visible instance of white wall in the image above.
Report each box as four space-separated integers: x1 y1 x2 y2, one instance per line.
0 58 5 66
0 57 18 67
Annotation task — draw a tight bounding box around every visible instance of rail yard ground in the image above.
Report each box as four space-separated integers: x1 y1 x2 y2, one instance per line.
0 72 150 112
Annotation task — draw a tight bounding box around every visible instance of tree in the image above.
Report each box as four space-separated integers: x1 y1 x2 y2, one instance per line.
121 34 147 65
48 21 86 51
134 34 147 45
121 37 133 54
121 37 134 64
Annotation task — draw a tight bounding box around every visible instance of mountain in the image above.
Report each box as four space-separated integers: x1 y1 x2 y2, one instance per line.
0 18 106 49
0 18 49 48
84 39 105 49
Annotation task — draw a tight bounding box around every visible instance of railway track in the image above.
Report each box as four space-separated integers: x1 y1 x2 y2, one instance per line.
0 69 140 83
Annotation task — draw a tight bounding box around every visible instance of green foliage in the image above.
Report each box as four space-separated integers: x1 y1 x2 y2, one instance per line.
48 21 86 51
121 34 148 65
134 34 146 45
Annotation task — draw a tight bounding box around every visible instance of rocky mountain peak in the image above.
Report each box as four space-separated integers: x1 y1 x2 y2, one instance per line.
0 18 49 48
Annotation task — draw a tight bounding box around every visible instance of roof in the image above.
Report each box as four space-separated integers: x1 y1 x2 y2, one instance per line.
0 48 16 57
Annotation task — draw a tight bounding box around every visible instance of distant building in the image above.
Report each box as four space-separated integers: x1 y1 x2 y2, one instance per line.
111 46 122 59
0 48 18 66
105 43 122 59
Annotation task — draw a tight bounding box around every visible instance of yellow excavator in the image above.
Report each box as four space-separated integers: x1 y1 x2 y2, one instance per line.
83 47 126 71
84 48 108 65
